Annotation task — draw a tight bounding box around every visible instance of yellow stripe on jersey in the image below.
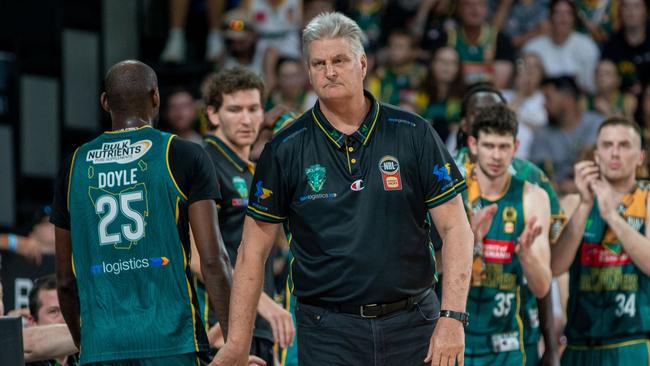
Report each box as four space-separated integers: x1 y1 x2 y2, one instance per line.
567 338 650 351
67 148 80 210
425 180 466 204
166 135 188 201
248 206 287 221
362 100 380 145
515 286 525 366
181 240 200 352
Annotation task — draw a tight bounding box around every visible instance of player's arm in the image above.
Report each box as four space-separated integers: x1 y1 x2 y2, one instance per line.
215 218 281 364
189 229 204 282
519 184 552 298
23 324 77 362
189 201 233 338
590 180 650 275
537 291 560 366
550 161 598 274
426 195 473 364
54 227 80 347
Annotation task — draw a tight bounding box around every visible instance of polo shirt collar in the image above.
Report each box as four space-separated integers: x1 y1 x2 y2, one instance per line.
311 90 380 148
204 135 252 173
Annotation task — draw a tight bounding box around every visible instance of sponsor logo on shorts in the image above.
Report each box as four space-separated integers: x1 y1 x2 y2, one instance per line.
86 140 152 164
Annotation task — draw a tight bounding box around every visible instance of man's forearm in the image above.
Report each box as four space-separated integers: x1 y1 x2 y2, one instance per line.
202 253 233 339
57 280 80 347
227 244 267 353
551 202 591 274
440 226 473 311
537 291 558 355
520 255 551 298
23 324 77 362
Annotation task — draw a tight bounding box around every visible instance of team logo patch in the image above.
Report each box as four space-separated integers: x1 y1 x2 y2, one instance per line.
378 155 402 191
350 179 365 192
232 176 248 198
305 164 327 193
254 181 272 203
502 206 517 234
86 139 152 164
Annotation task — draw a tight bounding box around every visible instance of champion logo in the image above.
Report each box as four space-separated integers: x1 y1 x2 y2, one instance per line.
350 179 364 191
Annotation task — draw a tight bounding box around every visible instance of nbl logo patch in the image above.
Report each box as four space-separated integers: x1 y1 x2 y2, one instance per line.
86 139 152 164
378 155 402 191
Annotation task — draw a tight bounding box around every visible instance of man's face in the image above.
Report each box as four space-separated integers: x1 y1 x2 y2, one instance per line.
432 47 460 84
459 0 488 27
278 60 307 94
33 289 64 326
387 34 412 66
470 131 518 179
212 89 264 149
307 37 367 102
166 92 196 131
621 0 647 29
595 125 644 182
543 84 563 120
550 1 575 38
595 60 620 92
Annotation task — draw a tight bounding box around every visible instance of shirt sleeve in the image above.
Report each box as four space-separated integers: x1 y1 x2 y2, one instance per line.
169 137 221 204
50 153 75 230
419 122 466 208
246 142 289 223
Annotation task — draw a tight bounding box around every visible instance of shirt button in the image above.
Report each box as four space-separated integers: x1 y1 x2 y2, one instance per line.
351 158 357 164
348 147 354 152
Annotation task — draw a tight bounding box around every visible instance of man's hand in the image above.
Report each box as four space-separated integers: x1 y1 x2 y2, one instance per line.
425 317 465 365
211 344 267 366
574 161 599 205
207 323 225 349
258 294 295 349
590 179 618 222
470 204 498 243
263 105 292 130
515 216 543 258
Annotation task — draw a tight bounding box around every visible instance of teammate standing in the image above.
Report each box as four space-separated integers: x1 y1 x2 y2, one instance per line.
52 60 242 365
464 104 552 365
202 67 294 364
551 117 650 365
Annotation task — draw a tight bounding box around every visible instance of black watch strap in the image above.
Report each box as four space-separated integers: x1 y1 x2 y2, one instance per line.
439 309 470 327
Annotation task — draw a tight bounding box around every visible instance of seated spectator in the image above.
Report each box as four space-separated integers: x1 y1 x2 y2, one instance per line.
163 88 203 145
637 83 650 173
500 0 551 49
574 0 619 44
160 0 226 63
424 0 515 89
530 76 603 193
503 52 548 160
415 46 466 143
524 0 600 93
584 59 637 119
602 0 650 95
26 274 79 366
265 57 317 113
367 29 427 105
350 0 383 47
244 0 302 60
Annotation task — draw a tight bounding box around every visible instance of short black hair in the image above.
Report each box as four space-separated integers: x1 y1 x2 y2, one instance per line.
550 0 578 18
104 60 158 115
28 274 57 322
460 82 507 118
597 116 643 142
542 76 581 100
471 104 518 139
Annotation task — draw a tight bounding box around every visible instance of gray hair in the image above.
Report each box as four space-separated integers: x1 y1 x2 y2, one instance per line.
301 12 366 61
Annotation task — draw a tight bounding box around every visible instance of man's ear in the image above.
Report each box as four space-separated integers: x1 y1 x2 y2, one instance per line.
152 88 160 109
206 106 221 129
100 92 110 113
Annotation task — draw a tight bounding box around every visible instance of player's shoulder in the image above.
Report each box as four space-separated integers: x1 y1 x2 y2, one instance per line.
523 180 550 205
512 157 550 183
267 111 311 151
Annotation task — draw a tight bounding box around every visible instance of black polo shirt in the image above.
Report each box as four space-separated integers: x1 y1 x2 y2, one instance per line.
247 91 465 304
203 135 274 342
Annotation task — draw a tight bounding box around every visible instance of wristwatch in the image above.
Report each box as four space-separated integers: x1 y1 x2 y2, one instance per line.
439 310 470 327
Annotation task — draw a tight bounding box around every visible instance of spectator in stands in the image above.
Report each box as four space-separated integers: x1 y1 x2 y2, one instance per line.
350 0 383 46
303 0 335 26
0 233 42 265
368 29 427 105
574 0 619 43
499 0 551 49
426 0 516 89
26 274 79 366
160 0 226 63
638 84 650 169
523 0 600 93
415 46 466 143
163 88 203 145
503 52 548 160
530 76 603 193
265 57 317 113
602 0 650 95
244 0 302 66
584 59 637 119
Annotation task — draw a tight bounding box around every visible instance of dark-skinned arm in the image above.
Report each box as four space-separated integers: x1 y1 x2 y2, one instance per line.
54 227 80 348
537 291 560 366
189 200 233 339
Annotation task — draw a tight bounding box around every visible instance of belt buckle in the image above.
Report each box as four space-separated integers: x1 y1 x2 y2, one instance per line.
360 303 379 318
